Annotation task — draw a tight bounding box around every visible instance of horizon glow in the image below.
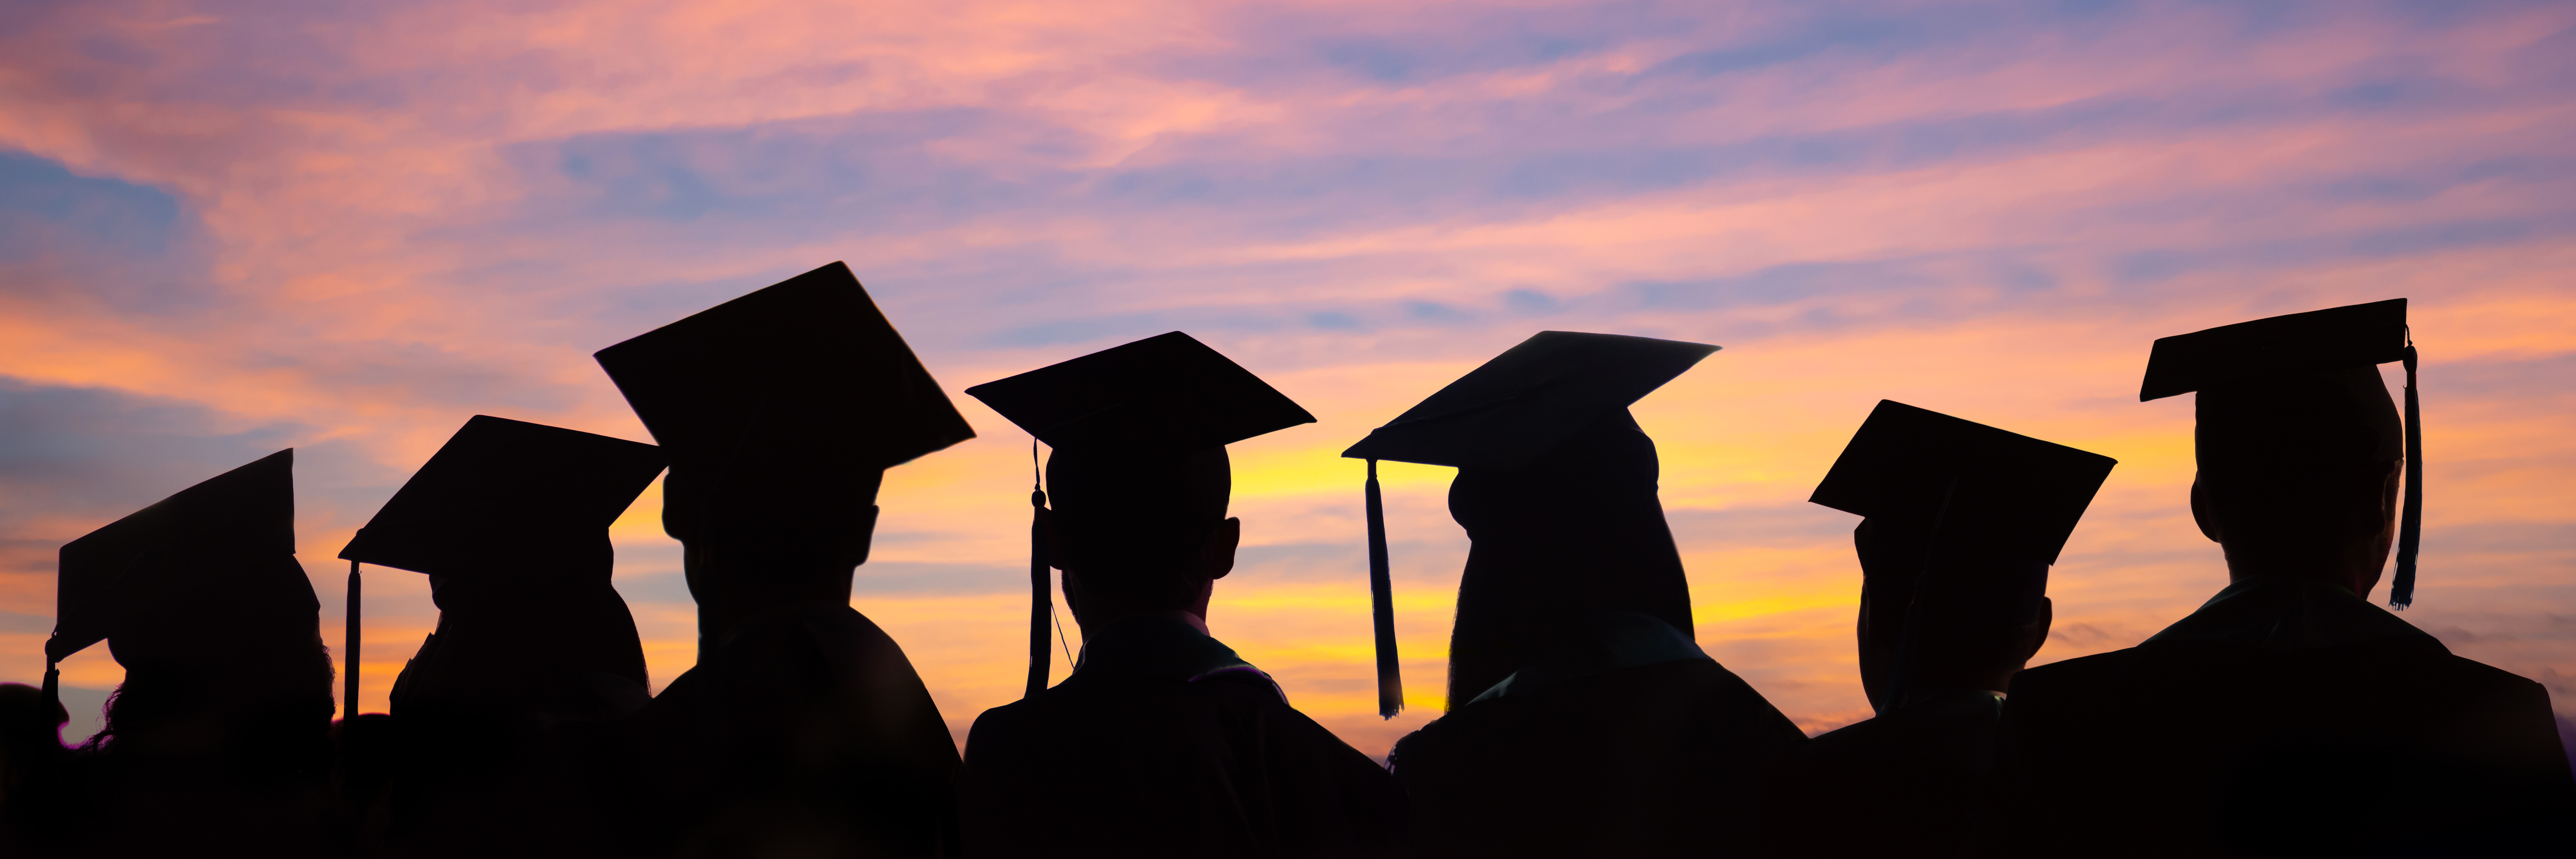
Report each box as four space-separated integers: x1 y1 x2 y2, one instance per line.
3 0 2571 757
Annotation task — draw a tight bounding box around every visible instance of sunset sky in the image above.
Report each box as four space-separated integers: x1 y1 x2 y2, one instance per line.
3 0 2572 757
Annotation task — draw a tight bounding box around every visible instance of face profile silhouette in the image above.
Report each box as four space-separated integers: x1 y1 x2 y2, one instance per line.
33 450 335 858
46 449 332 763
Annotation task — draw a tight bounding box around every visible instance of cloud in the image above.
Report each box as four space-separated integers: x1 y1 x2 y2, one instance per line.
0 377 307 544
3 0 2574 744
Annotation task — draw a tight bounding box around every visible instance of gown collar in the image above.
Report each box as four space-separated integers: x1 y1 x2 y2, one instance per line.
1074 612 1264 684
2144 575 2447 654
1467 610 1709 705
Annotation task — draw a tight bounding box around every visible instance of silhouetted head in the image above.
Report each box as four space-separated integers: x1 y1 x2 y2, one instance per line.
1808 400 2113 713
593 262 979 644
396 551 651 728
676 461 886 615
1444 411 1693 706
969 329 1314 665
1335 331 1722 711
92 554 333 768
2191 366 2403 594
341 414 662 725
1046 446 1239 627
2141 298 2415 600
1852 518 2051 712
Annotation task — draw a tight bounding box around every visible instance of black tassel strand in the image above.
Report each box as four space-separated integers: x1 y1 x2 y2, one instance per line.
2391 337 2423 609
345 559 362 718
1365 459 1403 718
1025 441 1053 699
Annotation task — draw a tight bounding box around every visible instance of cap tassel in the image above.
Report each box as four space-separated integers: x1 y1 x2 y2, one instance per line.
2391 338 2423 610
41 658 60 740
345 559 362 718
1025 441 1053 699
1365 459 1403 718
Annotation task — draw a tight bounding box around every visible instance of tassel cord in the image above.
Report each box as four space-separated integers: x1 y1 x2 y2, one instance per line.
2392 337 2423 609
1024 440 1053 699
345 559 361 719
1365 459 1403 719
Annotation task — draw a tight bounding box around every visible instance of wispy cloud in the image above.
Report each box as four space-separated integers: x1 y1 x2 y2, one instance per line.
4 0 2572 750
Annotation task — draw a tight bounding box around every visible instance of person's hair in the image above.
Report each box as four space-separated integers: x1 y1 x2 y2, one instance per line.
90 555 335 776
1443 411 1693 705
88 641 334 783
2195 366 2402 551
1045 446 1230 612
665 396 891 580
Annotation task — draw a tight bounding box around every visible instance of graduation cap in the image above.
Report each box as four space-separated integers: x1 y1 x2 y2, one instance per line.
1810 400 2116 566
43 449 297 720
1340 331 1721 718
334 416 666 718
340 416 666 577
594 261 976 543
2139 298 2421 608
1810 401 2115 711
966 331 1316 699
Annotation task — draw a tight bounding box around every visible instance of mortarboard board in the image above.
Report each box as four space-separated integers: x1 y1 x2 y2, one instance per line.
1809 400 2116 567
334 416 664 719
339 415 665 578
43 449 297 719
1809 401 2115 712
965 331 1315 455
1339 331 1721 718
2139 298 2422 608
1343 332 1721 470
593 261 976 541
965 331 1316 699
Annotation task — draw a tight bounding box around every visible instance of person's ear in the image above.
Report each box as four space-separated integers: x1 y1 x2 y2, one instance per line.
844 505 881 568
1203 517 1241 580
1040 506 1065 572
2190 475 2223 544
2014 596 2054 665
2368 459 2401 537
1059 568 1085 620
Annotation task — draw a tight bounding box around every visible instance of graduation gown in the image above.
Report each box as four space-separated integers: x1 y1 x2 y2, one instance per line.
958 613 1406 858
1760 690 2003 858
54 747 335 859
1389 615 1808 859
1995 576 2575 857
625 604 961 859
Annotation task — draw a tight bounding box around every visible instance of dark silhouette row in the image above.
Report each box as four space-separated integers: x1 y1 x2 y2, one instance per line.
1 264 2566 858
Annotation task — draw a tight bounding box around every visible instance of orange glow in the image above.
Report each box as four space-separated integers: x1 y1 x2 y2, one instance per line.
3 0 2572 755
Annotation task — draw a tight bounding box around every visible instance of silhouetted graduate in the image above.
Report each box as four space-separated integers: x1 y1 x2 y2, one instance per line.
1996 300 2575 856
597 261 973 859
957 331 1407 859
1351 331 1807 859
336 414 666 855
35 450 335 858
1766 401 2113 858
